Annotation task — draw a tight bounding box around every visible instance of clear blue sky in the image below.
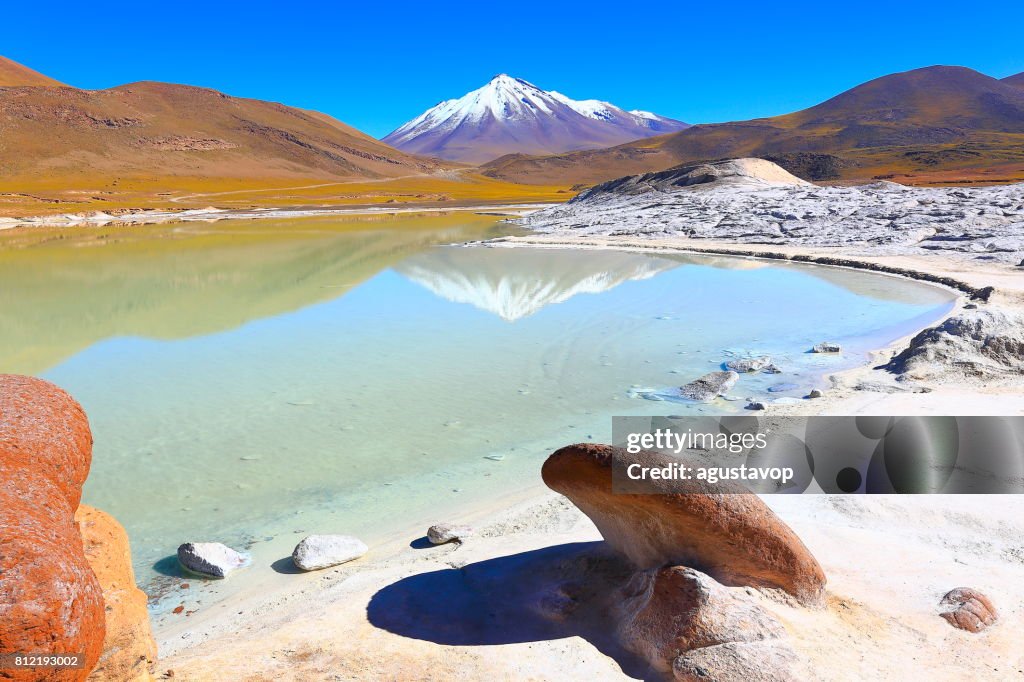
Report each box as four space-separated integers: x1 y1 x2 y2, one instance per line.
4 1 1023 138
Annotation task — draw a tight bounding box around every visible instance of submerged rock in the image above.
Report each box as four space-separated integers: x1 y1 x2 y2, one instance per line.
541 443 827 605
292 535 368 571
680 371 740 402
725 356 773 373
427 523 474 545
939 587 998 632
811 342 841 353
177 542 250 578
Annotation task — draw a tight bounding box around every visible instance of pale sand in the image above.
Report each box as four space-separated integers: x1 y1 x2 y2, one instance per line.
158 235 1024 680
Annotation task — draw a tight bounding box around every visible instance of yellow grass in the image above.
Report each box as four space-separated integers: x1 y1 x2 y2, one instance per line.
0 172 573 218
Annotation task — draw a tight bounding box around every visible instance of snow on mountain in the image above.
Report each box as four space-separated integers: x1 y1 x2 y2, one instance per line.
382 74 688 164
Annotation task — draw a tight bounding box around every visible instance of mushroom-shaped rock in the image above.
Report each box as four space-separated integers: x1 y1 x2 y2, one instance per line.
177 542 250 579
0 375 106 681
541 443 826 606
615 566 787 675
939 587 998 632
292 535 368 571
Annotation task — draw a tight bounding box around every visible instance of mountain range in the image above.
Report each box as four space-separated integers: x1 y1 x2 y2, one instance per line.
382 74 688 164
482 66 1024 186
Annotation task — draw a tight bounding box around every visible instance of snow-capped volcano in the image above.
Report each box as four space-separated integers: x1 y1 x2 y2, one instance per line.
382 74 688 164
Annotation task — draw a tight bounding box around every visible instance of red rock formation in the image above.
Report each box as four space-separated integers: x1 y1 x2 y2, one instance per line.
76 506 156 681
0 375 105 681
939 587 998 633
541 443 827 606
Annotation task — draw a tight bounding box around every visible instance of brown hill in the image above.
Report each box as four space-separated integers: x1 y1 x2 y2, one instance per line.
483 66 1024 186
0 55 66 87
0 57 567 216
1004 72 1024 88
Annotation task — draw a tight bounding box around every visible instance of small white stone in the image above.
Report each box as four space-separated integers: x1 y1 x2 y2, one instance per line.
177 542 250 578
292 535 368 571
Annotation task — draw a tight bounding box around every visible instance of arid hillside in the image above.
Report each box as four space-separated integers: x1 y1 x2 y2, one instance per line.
482 66 1024 187
0 58 567 216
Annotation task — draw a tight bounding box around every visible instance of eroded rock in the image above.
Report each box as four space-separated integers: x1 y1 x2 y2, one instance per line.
615 566 786 675
939 587 998 632
292 535 368 571
0 375 106 681
680 371 740 402
811 342 841 354
77 506 157 681
541 443 826 605
884 310 1024 383
673 641 800 682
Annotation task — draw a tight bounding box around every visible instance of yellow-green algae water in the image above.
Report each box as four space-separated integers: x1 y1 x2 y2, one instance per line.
0 213 955 617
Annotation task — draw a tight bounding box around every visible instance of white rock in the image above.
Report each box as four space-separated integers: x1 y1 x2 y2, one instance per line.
292 535 368 571
427 523 474 545
177 542 250 578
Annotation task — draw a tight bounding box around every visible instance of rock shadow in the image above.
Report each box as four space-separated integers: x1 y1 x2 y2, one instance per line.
367 541 655 680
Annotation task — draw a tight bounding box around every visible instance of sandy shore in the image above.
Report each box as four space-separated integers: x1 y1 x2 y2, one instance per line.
157 226 1024 680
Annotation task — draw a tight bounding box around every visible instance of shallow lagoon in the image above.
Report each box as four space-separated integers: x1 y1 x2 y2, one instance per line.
0 214 955 597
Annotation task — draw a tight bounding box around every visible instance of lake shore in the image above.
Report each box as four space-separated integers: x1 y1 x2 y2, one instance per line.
157 199 1024 679
0 201 557 231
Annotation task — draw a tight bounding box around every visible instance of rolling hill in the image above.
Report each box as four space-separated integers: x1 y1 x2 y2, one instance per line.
383 74 687 164
0 55 66 87
482 66 1024 186
0 58 566 217
1004 72 1024 88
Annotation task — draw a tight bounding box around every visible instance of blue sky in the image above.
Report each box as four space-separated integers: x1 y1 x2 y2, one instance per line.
4 1 1023 138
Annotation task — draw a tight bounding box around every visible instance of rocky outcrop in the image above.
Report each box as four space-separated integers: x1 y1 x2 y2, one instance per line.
520 161 1024 266
679 371 740 402
939 587 998 633
0 375 106 681
76 506 156 681
884 309 1024 383
541 443 826 606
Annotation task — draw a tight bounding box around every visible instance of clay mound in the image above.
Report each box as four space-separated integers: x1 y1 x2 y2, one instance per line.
541 443 826 606
0 375 105 681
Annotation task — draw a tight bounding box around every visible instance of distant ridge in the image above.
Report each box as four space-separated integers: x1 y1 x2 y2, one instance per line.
1003 72 1024 88
483 66 1024 186
0 55 67 87
383 74 687 164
